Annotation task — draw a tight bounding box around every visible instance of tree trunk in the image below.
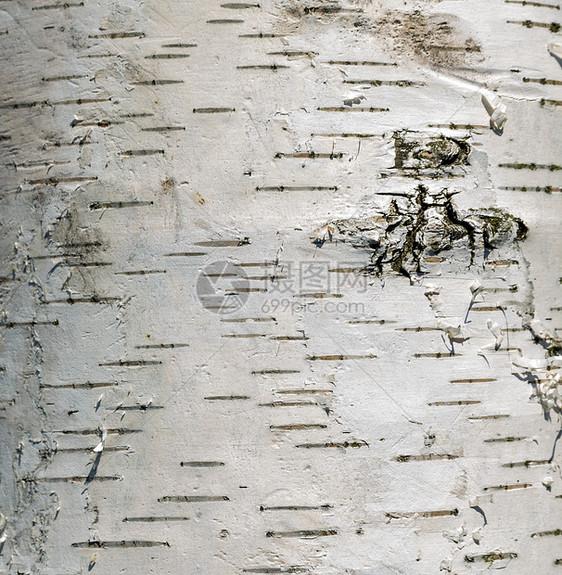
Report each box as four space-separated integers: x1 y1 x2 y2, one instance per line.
1 1 561 573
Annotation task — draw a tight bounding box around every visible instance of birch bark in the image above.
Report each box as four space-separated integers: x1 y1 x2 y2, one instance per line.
0 1 561 574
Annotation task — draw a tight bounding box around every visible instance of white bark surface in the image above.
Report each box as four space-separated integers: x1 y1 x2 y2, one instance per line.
1 1 561 574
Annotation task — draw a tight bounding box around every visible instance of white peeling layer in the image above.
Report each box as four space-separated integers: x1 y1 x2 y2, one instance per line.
547 41 562 61
481 90 508 132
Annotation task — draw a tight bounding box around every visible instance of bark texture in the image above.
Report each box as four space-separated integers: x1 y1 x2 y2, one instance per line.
0 1 561 574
